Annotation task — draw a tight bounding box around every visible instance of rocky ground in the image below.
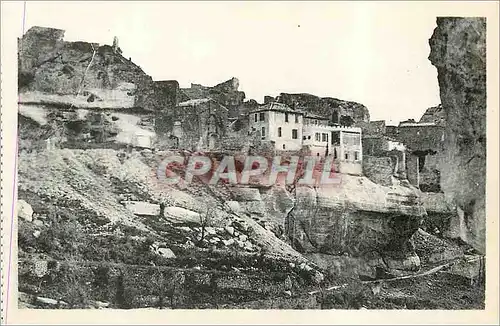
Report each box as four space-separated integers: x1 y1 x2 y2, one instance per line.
15 17 487 310
16 147 484 309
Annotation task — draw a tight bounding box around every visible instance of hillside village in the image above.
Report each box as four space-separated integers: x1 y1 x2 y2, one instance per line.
16 25 485 309
18 26 446 192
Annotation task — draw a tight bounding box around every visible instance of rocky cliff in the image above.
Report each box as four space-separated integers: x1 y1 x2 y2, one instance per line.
288 177 425 277
18 26 179 111
428 17 486 253
275 93 370 124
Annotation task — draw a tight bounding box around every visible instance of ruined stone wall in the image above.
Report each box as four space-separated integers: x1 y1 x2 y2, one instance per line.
18 105 157 150
419 104 445 124
181 77 246 118
418 152 442 192
406 154 419 187
155 102 228 151
428 17 486 252
362 137 389 156
395 125 445 152
141 80 180 111
362 156 394 186
356 120 386 136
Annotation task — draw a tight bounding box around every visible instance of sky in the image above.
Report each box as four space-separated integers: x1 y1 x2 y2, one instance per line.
8 1 448 124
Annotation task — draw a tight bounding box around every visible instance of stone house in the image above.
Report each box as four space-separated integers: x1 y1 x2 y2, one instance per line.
395 121 446 192
248 102 304 151
248 102 363 174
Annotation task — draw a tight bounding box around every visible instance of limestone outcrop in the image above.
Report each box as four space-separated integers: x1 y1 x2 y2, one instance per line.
275 93 370 125
286 175 425 276
429 17 486 253
18 26 179 111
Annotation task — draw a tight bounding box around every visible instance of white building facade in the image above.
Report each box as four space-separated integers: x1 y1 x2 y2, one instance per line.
249 102 304 151
248 103 363 174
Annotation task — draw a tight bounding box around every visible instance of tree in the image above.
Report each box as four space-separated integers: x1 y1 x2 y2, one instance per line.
198 207 214 246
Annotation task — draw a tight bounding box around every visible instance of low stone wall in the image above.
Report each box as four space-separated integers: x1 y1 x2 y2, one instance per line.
18 259 295 309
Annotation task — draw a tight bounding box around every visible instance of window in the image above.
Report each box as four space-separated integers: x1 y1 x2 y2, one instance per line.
303 136 307 140
315 133 320 141
283 144 286 149
354 151 359 161
331 131 340 145
334 148 338 159
285 113 289 122
345 153 349 160
295 115 299 123
278 127 282 137
308 136 311 139
261 127 266 138
342 132 361 146
322 133 328 142
259 112 265 121
292 129 298 139
254 114 258 122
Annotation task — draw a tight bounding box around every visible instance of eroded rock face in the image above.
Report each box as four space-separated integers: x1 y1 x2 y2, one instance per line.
286 175 426 273
429 18 486 253
180 77 246 118
18 26 179 111
276 93 370 124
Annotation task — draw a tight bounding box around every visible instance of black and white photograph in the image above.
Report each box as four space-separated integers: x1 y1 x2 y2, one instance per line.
1 1 498 323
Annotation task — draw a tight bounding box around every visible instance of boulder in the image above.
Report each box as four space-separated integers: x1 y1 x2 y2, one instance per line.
156 247 176 259
122 201 160 216
163 206 201 224
150 242 176 259
17 200 34 222
36 297 67 306
241 201 266 216
32 260 49 278
33 220 44 227
228 186 262 201
225 226 235 236
447 255 483 281
94 301 111 309
225 201 242 214
222 238 235 246
288 176 425 261
205 227 216 235
383 253 421 272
